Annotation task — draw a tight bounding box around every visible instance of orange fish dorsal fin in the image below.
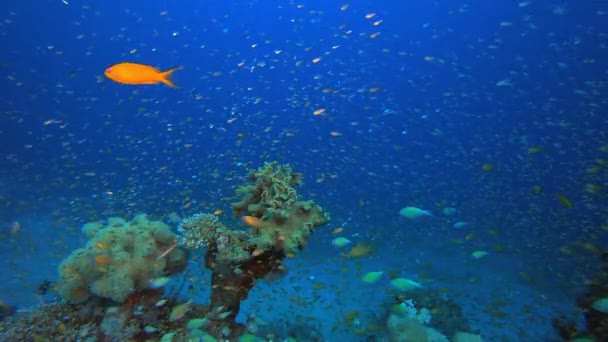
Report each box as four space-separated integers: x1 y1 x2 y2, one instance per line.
159 66 182 88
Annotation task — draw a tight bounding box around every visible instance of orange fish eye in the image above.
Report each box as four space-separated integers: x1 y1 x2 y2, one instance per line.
105 68 112 73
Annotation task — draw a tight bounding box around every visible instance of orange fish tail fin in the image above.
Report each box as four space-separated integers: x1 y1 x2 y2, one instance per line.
159 66 182 88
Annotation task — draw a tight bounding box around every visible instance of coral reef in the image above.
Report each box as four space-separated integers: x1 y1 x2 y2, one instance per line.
231 162 325 256
387 299 448 342
385 292 483 342
394 291 473 337
2 162 328 341
178 162 329 338
553 252 608 341
178 213 252 264
58 214 189 303
0 301 16 321
0 289 213 341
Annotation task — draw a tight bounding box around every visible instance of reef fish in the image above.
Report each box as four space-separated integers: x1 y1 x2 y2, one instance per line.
242 215 264 228
399 206 432 219
472 250 489 259
441 207 457 216
332 237 352 247
361 271 384 283
390 277 422 291
104 62 181 88
592 297 608 313
149 276 171 288
94 255 114 266
555 193 573 208
452 221 468 229
169 299 192 321
343 243 374 258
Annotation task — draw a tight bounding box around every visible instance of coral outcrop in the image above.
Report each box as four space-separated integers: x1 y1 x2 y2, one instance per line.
178 162 329 338
553 252 608 340
231 162 325 256
8 162 329 341
58 214 189 303
386 293 483 342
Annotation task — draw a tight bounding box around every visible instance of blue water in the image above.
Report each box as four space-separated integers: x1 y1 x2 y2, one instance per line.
1 0 606 340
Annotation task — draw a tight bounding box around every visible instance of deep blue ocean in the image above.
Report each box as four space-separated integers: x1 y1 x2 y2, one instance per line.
1 0 607 341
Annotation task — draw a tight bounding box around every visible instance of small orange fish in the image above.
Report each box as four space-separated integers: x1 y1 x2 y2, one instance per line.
95 242 109 250
104 62 181 88
313 108 326 116
241 215 264 228
94 255 114 266
342 243 374 258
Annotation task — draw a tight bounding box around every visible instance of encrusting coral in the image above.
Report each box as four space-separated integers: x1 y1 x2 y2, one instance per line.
178 162 329 338
58 214 189 303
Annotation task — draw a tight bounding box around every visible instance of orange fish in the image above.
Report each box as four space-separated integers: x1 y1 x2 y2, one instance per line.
104 62 181 88
241 215 264 228
95 242 109 250
312 108 326 116
94 255 114 266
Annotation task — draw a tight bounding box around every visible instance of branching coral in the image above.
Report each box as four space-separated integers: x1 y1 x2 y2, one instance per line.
178 213 226 249
178 213 251 263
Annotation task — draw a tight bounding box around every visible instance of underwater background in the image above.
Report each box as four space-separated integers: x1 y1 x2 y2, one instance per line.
0 0 607 341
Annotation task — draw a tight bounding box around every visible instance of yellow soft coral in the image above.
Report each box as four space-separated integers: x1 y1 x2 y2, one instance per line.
58 214 188 303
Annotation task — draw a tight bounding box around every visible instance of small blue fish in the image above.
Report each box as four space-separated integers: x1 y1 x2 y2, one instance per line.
391 277 422 291
441 207 457 216
452 221 468 229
